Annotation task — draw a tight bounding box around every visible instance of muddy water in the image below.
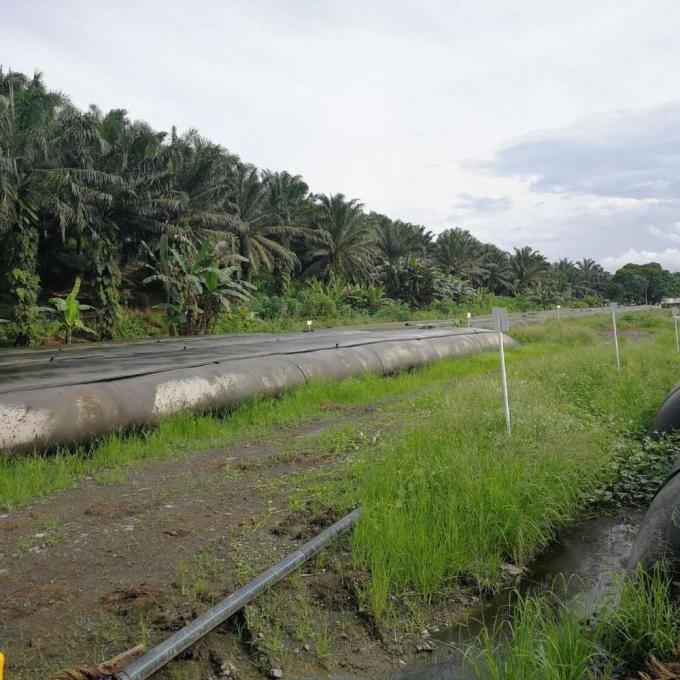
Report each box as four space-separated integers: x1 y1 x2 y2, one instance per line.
391 511 641 680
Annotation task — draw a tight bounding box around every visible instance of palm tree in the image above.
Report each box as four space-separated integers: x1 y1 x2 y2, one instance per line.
575 257 609 297
434 228 484 281
226 164 325 280
305 194 375 282
477 244 513 293
1 71 121 343
553 258 579 300
0 71 59 343
263 170 311 224
371 213 432 265
170 128 238 231
46 103 129 338
510 246 549 292
263 170 314 292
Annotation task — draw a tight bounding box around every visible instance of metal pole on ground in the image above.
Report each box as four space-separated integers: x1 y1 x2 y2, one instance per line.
466 311 472 328
673 307 679 353
611 302 621 373
493 307 511 435
114 508 362 680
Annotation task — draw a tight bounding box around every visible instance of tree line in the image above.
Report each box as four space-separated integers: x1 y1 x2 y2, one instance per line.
1 70 678 345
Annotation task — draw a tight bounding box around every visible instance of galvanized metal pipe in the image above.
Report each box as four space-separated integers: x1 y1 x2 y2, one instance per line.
114 507 362 680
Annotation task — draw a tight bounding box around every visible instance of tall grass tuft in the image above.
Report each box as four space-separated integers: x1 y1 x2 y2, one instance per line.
472 596 604 680
600 563 679 667
349 315 680 615
471 564 679 679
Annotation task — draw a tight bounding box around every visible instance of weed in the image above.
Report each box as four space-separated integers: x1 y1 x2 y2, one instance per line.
591 433 680 508
178 552 226 598
600 563 679 668
314 616 333 663
346 314 680 615
18 517 64 552
471 596 605 680
270 621 286 657
138 613 151 648
471 563 679 679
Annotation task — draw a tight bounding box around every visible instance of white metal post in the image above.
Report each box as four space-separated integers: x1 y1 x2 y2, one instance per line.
498 327 511 435
673 307 679 353
556 304 562 340
466 311 472 328
493 307 511 435
611 302 621 373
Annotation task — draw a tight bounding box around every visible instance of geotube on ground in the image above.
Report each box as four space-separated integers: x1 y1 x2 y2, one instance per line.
0 327 513 455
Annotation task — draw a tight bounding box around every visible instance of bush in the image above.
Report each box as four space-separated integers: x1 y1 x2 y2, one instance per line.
372 300 411 321
117 309 166 339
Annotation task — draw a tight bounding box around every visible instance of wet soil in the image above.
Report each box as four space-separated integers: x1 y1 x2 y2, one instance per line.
0 394 645 680
0 404 408 679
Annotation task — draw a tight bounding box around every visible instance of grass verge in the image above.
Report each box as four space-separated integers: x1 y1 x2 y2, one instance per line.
335 311 680 615
0 344 508 510
473 564 680 679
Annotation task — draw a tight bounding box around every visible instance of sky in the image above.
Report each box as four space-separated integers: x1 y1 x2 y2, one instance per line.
4 0 680 271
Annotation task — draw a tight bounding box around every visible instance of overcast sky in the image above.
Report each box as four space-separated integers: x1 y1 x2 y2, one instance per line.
4 0 680 271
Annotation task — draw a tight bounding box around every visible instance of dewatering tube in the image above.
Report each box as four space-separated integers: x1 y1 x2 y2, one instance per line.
628 463 680 574
0 327 514 454
630 382 680 573
114 508 361 680
650 381 680 437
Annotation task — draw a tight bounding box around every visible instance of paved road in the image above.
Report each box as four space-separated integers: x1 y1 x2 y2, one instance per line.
0 304 654 394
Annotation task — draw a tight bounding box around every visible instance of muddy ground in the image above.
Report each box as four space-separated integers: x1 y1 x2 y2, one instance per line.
1 396 480 680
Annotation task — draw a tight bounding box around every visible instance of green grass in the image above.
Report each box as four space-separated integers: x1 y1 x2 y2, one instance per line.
345 312 680 615
472 595 605 680
0 344 504 510
601 563 680 667
472 564 679 679
1 311 675 519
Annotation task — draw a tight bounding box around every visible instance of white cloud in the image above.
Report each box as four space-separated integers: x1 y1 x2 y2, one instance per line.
601 248 680 273
4 0 680 263
648 223 680 243
490 103 680 200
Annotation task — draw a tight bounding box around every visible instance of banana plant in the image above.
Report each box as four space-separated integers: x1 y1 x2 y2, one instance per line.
38 277 97 344
144 235 254 336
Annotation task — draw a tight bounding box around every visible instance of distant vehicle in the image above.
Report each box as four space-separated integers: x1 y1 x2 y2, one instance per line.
660 297 680 308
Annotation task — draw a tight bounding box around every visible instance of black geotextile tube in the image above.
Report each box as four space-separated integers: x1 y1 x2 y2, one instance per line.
650 381 680 437
630 383 680 573
0 328 514 454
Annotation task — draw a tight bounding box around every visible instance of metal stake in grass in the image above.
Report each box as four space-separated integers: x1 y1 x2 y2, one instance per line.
673 306 679 353
466 311 472 328
493 307 511 435
557 304 562 341
611 302 621 373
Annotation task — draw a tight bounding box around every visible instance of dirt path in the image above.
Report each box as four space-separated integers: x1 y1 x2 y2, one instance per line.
0 407 411 679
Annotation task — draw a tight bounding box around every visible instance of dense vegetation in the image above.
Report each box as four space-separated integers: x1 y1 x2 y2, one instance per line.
346 312 678 615
3 69 680 347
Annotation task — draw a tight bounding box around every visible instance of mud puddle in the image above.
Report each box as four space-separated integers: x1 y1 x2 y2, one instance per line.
391 511 641 680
